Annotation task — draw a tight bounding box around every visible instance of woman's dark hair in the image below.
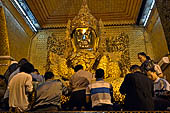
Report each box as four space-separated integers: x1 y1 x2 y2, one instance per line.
95 68 104 78
74 65 83 72
138 52 151 60
20 62 34 74
44 72 54 81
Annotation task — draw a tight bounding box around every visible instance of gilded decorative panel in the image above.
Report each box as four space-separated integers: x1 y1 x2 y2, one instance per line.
30 31 50 75
104 26 146 66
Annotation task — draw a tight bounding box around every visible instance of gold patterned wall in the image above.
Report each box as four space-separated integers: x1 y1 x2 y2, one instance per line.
104 26 146 66
29 30 52 75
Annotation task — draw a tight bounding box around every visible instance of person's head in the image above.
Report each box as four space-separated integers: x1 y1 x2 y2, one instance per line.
18 58 29 67
138 52 150 63
44 72 54 81
0 75 7 86
33 69 39 74
74 65 83 72
146 68 158 81
130 65 141 73
20 62 34 74
95 68 104 79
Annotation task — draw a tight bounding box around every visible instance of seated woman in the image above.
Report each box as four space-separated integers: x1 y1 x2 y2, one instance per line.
138 52 163 78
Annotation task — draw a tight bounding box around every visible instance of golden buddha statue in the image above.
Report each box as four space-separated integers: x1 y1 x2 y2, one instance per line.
47 0 131 102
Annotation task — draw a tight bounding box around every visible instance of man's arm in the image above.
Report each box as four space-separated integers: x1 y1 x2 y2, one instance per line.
154 64 163 78
86 95 90 104
25 75 33 92
61 81 71 96
86 85 91 104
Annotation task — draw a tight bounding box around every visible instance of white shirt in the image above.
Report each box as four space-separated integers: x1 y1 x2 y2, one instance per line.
8 72 33 111
70 70 93 92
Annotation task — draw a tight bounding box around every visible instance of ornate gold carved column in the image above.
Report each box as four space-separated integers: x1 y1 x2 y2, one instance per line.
0 6 10 74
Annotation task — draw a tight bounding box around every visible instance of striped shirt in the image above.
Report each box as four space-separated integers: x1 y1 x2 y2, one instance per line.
34 79 68 109
86 78 113 107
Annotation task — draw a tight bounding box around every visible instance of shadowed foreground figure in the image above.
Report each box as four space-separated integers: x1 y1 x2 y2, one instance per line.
120 65 154 111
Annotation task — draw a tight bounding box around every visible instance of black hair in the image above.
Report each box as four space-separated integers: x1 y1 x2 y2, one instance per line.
34 69 39 73
44 72 54 81
20 62 34 74
74 65 83 72
95 68 104 78
18 58 29 67
130 65 141 71
138 52 151 60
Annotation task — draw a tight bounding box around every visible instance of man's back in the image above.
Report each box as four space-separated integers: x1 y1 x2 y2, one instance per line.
120 71 154 110
34 80 68 109
31 73 44 82
8 72 33 111
86 79 113 108
70 70 93 92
